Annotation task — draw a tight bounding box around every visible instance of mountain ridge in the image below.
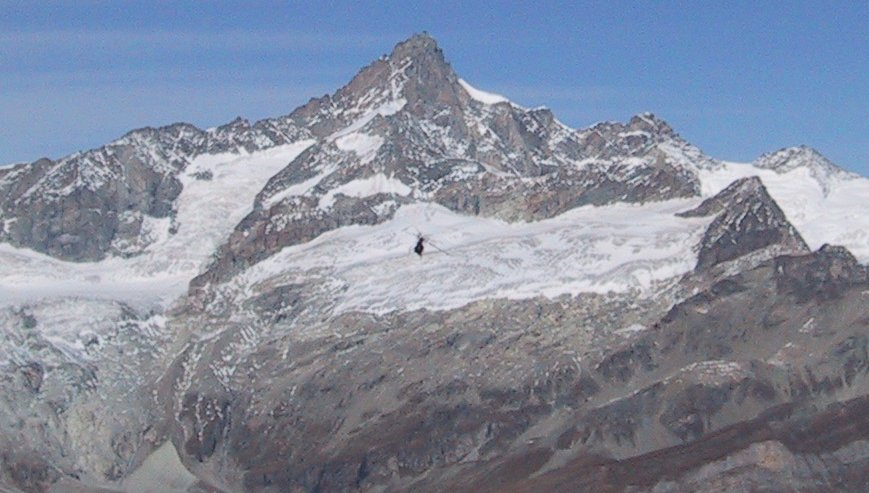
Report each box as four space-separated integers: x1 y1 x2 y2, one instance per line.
1 33 715 263
0 33 868 493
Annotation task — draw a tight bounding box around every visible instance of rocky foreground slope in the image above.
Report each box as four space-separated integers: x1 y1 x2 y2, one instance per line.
0 34 867 493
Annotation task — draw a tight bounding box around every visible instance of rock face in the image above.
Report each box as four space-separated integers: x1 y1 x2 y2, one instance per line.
473 245 869 493
0 33 867 493
486 398 869 493
679 176 810 270
0 300 172 492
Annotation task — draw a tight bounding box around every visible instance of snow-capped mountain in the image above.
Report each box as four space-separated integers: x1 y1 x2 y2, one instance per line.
754 144 858 193
1 34 868 493
0 116 311 262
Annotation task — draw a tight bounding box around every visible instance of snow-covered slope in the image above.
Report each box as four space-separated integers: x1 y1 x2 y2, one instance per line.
217 199 710 317
0 141 312 309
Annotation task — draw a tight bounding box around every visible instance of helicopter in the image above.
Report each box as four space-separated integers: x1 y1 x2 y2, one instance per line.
402 228 453 258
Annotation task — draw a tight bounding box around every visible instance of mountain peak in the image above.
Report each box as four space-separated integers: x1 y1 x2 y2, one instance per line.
678 176 765 218
754 145 852 177
753 145 857 195
390 32 441 60
679 176 809 270
286 32 463 137
628 112 675 137
383 33 464 110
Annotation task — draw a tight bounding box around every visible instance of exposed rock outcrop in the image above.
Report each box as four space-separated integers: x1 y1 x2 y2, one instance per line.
679 176 810 270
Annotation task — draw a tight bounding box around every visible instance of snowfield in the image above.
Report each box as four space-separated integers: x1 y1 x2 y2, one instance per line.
0 141 313 309
231 199 711 315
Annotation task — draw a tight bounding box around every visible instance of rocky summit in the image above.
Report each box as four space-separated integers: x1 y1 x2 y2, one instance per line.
1 34 868 493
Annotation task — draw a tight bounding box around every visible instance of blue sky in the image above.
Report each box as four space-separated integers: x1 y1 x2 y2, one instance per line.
2 1 867 175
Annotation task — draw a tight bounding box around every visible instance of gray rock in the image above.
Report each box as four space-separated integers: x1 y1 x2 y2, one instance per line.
679 176 810 270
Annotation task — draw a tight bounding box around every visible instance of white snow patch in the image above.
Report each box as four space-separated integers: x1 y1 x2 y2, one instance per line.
680 360 748 385
262 167 334 209
615 324 648 337
335 132 384 163
2 299 125 364
330 99 406 141
459 79 509 105
767 342 800 367
319 173 412 209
